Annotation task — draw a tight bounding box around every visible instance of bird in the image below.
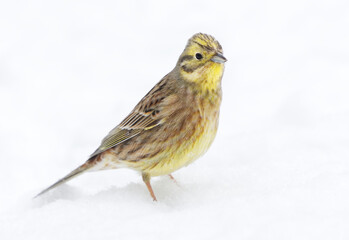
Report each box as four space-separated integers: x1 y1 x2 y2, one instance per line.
35 33 226 201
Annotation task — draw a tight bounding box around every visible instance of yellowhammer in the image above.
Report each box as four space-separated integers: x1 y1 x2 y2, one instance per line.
36 33 226 201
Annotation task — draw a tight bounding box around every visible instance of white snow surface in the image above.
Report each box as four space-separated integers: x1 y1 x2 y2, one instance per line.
1 0 349 239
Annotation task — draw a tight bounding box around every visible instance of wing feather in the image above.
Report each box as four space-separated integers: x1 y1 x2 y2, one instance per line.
88 84 175 158
89 111 161 158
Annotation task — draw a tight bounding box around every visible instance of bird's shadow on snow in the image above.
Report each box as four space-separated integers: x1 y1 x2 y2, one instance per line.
31 176 211 208
31 184 85 207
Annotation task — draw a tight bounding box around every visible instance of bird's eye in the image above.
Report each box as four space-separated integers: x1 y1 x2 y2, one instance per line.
195 53 203 60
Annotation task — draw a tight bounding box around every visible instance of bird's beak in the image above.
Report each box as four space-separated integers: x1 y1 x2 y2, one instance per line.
211 53 227 63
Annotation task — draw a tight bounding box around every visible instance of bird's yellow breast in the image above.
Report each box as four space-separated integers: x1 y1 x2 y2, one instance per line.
139 99 221 177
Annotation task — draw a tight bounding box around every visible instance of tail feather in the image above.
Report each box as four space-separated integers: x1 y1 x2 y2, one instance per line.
35 162 93 198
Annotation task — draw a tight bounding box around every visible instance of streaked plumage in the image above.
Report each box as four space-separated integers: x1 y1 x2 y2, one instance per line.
36 33 226 201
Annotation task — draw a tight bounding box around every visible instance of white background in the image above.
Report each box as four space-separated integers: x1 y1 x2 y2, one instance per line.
0 0 348 239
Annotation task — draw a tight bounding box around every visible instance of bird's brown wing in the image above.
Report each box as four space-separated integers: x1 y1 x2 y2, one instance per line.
89 112 161 158
89 78 178 158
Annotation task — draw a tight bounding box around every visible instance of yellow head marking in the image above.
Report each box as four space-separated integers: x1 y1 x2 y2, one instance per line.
190 33 223 52
176 33 226 94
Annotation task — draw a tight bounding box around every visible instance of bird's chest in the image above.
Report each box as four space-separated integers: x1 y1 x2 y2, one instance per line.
159 99 220 173
139 94 221 176
182 104 220 163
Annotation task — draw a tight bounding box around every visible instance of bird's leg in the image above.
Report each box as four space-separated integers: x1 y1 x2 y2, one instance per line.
169 174 181 187
168 174 177 183
142 173 157 201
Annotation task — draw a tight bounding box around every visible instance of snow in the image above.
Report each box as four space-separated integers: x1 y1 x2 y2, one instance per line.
1 0 349 239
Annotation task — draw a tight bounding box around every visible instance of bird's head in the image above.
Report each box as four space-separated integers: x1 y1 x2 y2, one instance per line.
176 33 226 93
